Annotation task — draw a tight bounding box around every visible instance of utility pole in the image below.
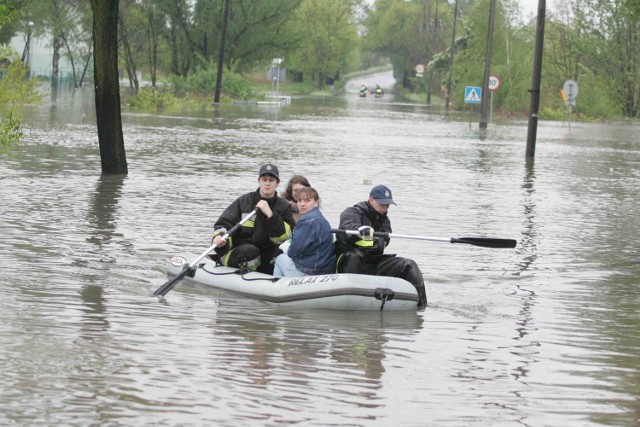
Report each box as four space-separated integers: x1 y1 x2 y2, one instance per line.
479 0 496 129
426 0 439 107
214 0 231 105
525 0 546 159
445 0 458 114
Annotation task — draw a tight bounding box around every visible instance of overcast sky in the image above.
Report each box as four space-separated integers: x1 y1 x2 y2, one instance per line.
519 0 556 19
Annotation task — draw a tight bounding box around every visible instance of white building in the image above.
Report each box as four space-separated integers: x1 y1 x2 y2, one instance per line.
8 32 81 84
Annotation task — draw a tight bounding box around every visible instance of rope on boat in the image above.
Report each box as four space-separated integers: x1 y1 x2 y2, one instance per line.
200 263 279 283
374 288 395 311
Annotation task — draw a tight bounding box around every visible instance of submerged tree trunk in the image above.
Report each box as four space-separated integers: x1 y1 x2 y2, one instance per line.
90 0 128 175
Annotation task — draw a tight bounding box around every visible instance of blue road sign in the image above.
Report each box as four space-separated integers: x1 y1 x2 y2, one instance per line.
464 86 482 104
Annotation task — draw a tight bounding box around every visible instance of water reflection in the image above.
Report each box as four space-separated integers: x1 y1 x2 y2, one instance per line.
79 284 110 339
516 159 538 276
4 88 640 425
87 174 126 246
210 309 423 408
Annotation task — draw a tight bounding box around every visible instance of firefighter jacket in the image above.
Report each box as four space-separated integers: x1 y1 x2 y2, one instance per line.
213 189 294 255
334 201 391 259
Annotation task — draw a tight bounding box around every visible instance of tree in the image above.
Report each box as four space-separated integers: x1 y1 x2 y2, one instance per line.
364 0 449 89
193 0 304 73
573 0 640 117
288 0 359 88
157 0 197 77
0 1 26 44
90 0 127 175
0 46 40 145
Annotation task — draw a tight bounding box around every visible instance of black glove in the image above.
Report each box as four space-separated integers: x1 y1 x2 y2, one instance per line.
357 225 374 241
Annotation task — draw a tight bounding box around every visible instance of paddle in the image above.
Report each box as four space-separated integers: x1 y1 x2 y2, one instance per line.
331 229 517 249
153 208 259 298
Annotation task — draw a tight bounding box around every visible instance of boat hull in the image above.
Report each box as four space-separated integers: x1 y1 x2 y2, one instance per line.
166 255 419 311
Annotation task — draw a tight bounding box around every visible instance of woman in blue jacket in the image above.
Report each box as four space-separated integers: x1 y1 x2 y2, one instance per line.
273 187 335 277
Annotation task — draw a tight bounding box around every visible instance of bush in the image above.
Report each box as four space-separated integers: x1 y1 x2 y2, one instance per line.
124 87 179 110
539 106 567 121
0 110 23 145
0 47 40 144
169 63 263 101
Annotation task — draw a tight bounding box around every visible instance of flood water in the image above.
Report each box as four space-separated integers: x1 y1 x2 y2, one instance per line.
1 77 639 426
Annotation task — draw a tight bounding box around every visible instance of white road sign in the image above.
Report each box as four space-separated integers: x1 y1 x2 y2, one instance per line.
488 74 501 91
563 79 579 100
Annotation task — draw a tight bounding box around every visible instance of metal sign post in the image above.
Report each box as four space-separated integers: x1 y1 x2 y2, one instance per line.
488 74 501 123
273 58 283 101
562 79 579 130
465 86 482 128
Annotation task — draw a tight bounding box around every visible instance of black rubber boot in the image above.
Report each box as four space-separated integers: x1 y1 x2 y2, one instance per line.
417 286 428 309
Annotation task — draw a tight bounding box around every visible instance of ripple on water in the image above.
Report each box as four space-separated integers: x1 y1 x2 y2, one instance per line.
1 102 640 425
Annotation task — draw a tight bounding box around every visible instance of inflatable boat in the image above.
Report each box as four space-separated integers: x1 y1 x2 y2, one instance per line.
166 255 420 311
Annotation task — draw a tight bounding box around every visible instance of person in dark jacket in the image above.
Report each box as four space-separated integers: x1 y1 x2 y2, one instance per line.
274 187 335 277
335 184 428 308
212 163 295 274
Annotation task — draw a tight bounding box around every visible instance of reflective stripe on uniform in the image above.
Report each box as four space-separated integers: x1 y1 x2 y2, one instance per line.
221 249 260 271
270 222 292 244
355 239 374 248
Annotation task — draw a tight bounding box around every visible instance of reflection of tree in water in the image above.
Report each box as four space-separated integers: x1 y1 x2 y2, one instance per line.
508 160 540 382
515 160 538 276
79 175 122 333
87 175 126 246
80 175 129 273
455 161 543 390
79 284 109 339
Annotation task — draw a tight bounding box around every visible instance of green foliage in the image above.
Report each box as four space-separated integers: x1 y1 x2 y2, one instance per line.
125 63 263 111
364 0 451 89
567 68 621 119
0 109 23 146
169 63 263 100
0 3 21 44
538 106 567 121
190 0 303 75
0 47 40 107
287 0 359 88
0 47 40 144
571 0 640 117
124 87 179 110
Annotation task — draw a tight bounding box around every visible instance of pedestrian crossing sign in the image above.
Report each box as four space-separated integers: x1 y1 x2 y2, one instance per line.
464 86 482 104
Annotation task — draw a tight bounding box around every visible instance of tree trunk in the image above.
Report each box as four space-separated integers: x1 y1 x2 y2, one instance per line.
78 42 93 87
62 35 79 89
119 13 139 95
145 6 158 87
51 34 63 98
214 0 231 104
90 0 128 175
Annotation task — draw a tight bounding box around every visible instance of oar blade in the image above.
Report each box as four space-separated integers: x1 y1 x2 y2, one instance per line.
152 268 190 297
452 237 517 248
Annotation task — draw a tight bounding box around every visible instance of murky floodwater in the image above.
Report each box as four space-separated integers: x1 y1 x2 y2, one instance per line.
1 76 639 426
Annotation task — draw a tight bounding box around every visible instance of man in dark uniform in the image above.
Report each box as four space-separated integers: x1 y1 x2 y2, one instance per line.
335 184 428 308
212 164 295 274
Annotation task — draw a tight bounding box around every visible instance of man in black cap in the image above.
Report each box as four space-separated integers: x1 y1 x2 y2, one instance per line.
335 184 428 308
212 163 295 274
